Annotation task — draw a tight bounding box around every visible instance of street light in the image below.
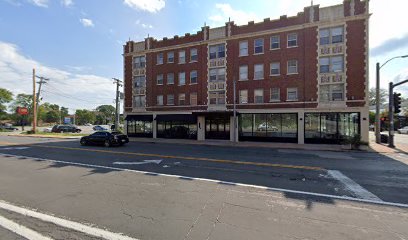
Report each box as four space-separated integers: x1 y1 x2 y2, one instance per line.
375 54 408 144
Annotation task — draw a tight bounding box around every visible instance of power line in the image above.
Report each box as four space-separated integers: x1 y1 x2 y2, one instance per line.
45 82 114 100
42 90 111 105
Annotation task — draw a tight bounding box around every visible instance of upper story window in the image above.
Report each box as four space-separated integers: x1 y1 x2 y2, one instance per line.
287 60 298 74
319 56 344 73
239 41 248 56
239 65 248 80
254 38 264 54
254 64 264 80
320 84 344 102
134 96 145 108
287 33 298 47
157 53 163 65
190 70 198 84
209 68 225 82
167 52 174 63
179 93 186 105
209 44 225 59
156 74 163 85
254 89 264 103
190 48 198 62
167 73 174 85
270 62 280 76
270 88 280 102
178 72 186 86
190 92 198 106
167 94 174 105
179 50 186 64
133 56 146 68
157 95 163 106
320 27 344 45
270 35 280 49
287 88 298 101
133 76 146 88
239 90 248 104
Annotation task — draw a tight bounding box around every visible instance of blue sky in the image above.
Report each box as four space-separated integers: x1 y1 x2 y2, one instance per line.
1 0 408 113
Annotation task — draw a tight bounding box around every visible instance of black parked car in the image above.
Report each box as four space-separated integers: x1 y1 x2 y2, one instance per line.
80 131 129 147
51 125 81 133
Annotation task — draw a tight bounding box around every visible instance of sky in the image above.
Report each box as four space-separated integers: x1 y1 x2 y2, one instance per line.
0 0 408 114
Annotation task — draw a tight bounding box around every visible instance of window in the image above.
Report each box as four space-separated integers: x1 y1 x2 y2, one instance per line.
133 76 145 88
209 68 225 82
287 88 298 101
133 56 146 68
179 93 186 105
254 89 264 103
190 70 197 84
190 92 197 105
178 72 186 85
270 62 280 76
157 95 163 105
287 60 298 74
331 27 343 44
270 35 280 49
209 44 225 59
287 33 298 47
320 84 344 102
239 90 248 104
167 73 174 85
254 38 264 54
190 48 198 62
156 74 163 85
167 52 174 63
179 50 186 63
239 65 248 80
134 96 145 107
319 56 344 73
270 88 280 102
254 64 264 80
157 52 163 64
239 41 248 56
209 92 225 105
167 95 174 105
319 29 330 45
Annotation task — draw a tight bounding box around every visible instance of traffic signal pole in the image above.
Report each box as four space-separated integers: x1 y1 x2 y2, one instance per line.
388 79 408 148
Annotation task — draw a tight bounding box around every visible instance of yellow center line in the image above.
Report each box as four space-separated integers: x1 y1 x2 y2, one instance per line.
31 145 325 171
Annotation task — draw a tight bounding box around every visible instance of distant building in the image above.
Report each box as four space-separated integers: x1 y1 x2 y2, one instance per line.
123 0 370 144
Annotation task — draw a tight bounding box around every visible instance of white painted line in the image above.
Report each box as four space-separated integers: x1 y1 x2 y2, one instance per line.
1 153 408 208
0 214 53 240
0 200 139 240
113 160 162 165
0 147 30 150
328 170 382 201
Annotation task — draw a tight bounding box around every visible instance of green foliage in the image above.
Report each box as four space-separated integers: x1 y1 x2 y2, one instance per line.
369 111 375 124
343 134 362 149
369 88 388 107
45 110 60 123
0 88 13 115
96 105 115 124
75 109 96 125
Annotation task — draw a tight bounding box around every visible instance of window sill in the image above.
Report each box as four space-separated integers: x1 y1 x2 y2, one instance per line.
178 62 186 65
189 83 198 85
270 48 280 51
167 61 174 64
254 78 264 80
287 45 298 49
253 52 264 56
167 83 174 85
156 63 163 65
254 102 264 104
286 99 298 102
270 74 280 77
156 84 163 86
286 73 298 76
239 54 248 57
178 85 186 86
190 60 198 63
166 104 175 106
238 79 248 81
269 100 280 102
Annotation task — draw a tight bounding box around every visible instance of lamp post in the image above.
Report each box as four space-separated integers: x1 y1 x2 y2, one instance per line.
375 55 408 144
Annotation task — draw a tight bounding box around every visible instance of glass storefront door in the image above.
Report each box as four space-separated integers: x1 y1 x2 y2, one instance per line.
205 116 230 140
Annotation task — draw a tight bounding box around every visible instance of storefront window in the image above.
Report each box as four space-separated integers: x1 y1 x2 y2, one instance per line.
305 113 320 139
282 114 297 138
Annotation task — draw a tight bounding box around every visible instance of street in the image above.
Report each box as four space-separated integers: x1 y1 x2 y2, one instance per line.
0 135 407 239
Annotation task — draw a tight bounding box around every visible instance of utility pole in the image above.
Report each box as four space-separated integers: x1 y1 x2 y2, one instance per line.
32 69 37 133
35 75 49 126
112 78 123 131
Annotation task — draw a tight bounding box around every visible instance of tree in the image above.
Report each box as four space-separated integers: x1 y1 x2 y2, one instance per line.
0 88 13 115
369 111 375 125
96 105 115 124
369 88 388 107
10 94 33 112
75 109 96 125
45 110 60 123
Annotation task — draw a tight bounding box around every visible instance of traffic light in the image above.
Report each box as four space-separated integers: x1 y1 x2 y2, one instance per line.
393 92 402 114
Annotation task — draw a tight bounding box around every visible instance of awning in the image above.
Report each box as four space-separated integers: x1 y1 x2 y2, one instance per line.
125 115 153 121
155 114 197 123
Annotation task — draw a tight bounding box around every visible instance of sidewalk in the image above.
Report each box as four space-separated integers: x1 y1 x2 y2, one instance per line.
367 134 408 154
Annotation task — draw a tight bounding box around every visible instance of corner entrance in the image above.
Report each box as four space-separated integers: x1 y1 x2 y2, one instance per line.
205 116 230 140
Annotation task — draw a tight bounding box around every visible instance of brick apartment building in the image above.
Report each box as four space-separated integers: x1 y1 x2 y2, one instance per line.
123 0 370 144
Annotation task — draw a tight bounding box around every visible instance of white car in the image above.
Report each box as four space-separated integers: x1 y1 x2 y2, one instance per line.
397 126 408 134
43 127 53 133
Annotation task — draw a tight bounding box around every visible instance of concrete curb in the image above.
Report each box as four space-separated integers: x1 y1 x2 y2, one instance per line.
8 134 81 139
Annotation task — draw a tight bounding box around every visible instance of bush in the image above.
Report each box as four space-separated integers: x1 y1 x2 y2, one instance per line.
343 134 362 149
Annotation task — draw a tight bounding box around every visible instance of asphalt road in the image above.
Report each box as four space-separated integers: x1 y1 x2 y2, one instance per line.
0 135 407 239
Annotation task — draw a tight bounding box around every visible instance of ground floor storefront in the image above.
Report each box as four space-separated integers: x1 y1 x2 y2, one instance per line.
124 108 368 144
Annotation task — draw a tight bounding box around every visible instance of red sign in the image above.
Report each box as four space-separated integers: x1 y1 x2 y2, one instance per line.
16 107 29 115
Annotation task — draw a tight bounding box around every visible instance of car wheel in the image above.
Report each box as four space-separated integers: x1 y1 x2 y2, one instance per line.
80 139 87 146
104 140 111 147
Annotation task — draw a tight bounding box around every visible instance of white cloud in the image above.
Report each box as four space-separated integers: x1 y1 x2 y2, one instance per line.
80 18 94 27
123 0 165 13
61 0 73 7
209 3 259 26
0 41 115 112
135 20 153 29
28 0 48 7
